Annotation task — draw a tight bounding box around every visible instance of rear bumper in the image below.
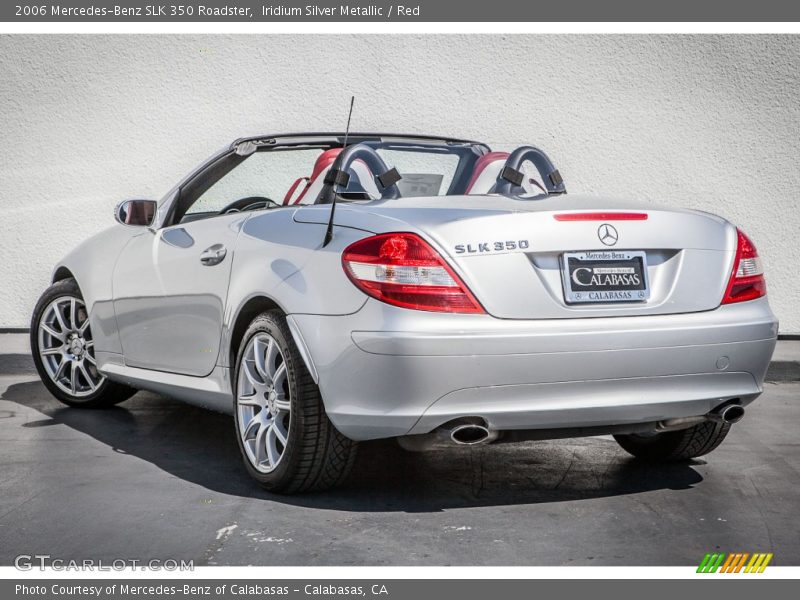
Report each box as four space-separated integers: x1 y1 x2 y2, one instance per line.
289 297 778 441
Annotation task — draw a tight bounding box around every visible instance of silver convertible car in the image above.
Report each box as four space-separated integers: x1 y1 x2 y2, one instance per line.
31 133 778 492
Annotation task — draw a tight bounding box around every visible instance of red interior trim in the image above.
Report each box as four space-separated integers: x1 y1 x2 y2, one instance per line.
554 212 649 221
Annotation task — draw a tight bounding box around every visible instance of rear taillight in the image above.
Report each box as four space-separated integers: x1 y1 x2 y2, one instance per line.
342 232 485 313
722 228 766 304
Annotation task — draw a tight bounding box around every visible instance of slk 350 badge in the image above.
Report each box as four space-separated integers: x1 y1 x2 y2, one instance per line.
454 240 531 254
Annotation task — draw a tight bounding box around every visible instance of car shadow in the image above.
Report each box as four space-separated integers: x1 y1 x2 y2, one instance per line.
3 381 703 512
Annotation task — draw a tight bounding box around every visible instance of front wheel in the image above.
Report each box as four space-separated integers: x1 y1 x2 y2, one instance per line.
233 310 358 493
614 420 732 462
30 278 136 408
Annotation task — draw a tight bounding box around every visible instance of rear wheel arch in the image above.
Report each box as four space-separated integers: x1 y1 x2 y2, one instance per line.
52 266 76 284
228 295 319 390
231 309 357 492
229 296 283 369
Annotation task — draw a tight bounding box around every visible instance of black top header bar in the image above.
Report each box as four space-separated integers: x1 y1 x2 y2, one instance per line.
4 0 800 22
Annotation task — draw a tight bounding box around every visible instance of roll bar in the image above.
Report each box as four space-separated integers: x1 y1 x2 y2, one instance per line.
494 145 567 196
316 143 402 204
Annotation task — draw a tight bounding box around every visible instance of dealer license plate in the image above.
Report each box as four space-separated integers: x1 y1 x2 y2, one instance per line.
561 250 650 304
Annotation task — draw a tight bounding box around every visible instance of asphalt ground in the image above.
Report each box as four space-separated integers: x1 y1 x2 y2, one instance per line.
0 372 798 566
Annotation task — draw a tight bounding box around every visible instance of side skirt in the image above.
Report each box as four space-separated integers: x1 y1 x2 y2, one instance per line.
99 357 233 414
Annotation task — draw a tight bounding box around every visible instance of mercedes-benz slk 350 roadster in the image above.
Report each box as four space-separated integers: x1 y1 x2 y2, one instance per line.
31 133 778 492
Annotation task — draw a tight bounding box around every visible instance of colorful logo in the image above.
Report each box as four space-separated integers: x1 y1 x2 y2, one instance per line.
697 552 773 573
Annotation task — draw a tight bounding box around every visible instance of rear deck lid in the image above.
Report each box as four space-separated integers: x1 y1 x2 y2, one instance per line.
295 194 736 319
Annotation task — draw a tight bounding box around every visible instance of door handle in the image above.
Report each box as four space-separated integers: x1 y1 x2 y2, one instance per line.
200 244 227 266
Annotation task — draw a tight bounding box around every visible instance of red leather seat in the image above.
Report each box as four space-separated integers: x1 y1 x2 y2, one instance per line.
283 148 343 205
465 152 510 194
465 151 547 196
282 176 309 206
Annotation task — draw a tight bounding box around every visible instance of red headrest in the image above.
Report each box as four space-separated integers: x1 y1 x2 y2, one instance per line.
465 151 510 194
291 148 344 205
310 148 342 181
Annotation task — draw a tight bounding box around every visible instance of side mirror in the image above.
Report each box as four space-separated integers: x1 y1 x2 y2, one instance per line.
115 199 157 227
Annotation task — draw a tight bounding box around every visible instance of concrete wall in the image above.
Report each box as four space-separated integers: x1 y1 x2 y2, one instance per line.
1 35 798 331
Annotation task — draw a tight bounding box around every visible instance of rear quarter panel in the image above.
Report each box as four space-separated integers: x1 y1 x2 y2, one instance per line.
221 208 371 368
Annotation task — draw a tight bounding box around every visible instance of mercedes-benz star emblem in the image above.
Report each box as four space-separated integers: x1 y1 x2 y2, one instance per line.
598 223 619 246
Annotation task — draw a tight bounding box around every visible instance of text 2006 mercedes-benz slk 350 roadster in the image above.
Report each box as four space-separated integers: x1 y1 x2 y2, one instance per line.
30 133 778 492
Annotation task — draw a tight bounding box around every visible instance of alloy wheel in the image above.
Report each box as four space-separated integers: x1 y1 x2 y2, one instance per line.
37 296 103 397
236 333 291 473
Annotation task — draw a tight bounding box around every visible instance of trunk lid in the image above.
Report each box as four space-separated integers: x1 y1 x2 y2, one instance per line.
294 194 737 319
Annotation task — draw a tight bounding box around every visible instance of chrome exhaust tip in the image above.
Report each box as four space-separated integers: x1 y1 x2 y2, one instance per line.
450 424 495 445
396 418 500 451
655 403 745 433
712 404 745 424
706 402 745 425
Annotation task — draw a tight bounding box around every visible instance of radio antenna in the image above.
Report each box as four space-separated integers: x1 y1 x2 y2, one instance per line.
323 96 354 247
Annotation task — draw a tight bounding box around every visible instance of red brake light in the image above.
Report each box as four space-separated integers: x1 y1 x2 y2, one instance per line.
722 228 766 304
342 233 485 314
554 212 648 221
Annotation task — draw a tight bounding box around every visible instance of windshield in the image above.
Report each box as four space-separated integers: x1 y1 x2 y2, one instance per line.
166 134 566 225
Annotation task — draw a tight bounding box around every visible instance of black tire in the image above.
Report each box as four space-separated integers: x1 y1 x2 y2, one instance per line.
232 310 358 493
614 421 732 462
30 278 137 408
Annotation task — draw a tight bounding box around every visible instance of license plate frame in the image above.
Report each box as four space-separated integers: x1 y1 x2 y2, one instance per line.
561 250 650 304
